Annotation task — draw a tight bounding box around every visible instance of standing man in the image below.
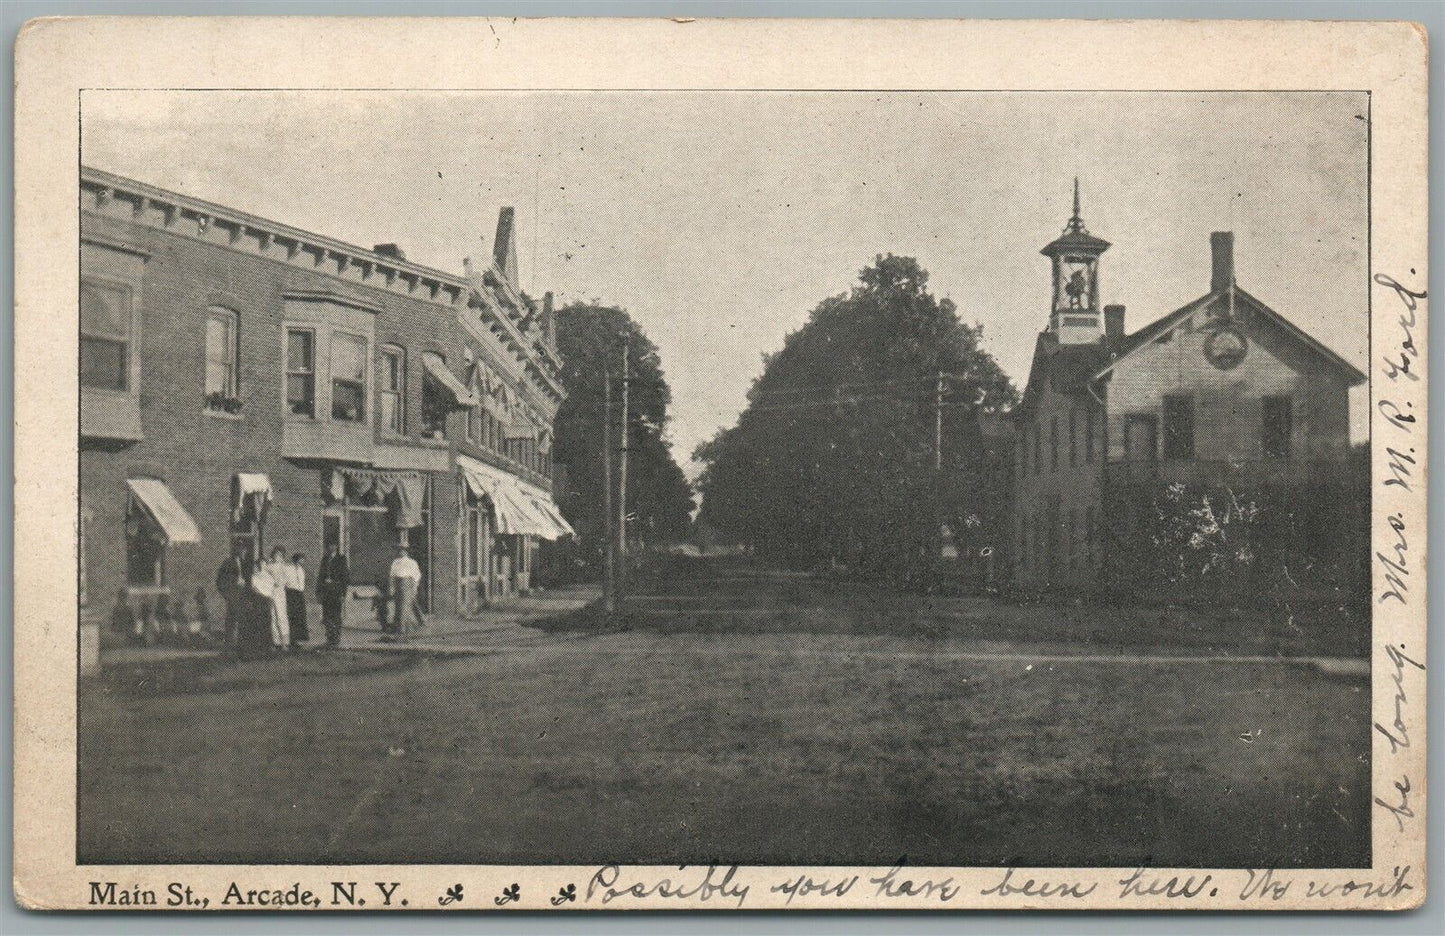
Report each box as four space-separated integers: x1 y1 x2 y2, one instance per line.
215 544 245 647
388 544 425 640
317 542 349 649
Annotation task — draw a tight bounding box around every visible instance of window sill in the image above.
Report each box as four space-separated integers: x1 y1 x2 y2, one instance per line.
203 408 245 421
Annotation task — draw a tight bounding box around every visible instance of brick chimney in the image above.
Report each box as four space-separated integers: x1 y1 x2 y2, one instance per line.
541 291 556 346
493 207 519 289
1104 304 1126 345
1210 231 1234 294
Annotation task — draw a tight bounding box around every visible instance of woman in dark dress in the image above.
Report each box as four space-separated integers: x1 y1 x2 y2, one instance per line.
286 552 309 647
237 561 275 660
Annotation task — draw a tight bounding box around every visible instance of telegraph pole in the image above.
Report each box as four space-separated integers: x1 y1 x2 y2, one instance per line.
935 370 945 471
616 335 630 604
601 365 615 613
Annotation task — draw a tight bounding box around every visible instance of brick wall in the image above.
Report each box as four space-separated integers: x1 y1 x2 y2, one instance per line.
80 196 558 622
1012 382 1106 590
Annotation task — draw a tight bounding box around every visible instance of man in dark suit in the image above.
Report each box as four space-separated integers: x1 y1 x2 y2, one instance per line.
317 542 350 648
215 544 245 647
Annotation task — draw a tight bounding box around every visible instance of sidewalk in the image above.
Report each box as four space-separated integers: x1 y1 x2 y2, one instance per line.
96 584 602 665
337 583 601 652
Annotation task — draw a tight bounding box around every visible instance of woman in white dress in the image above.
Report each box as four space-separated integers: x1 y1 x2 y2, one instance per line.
263 546 291 648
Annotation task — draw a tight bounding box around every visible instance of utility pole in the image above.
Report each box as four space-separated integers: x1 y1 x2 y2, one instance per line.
935 370 945 472
616 335 630 604
601 365 615 614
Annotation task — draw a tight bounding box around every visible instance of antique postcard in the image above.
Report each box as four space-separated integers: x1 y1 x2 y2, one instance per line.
12 17 1428 911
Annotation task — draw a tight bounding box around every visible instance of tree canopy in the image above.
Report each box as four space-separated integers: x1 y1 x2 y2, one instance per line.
553 303 695 562
694 255 1017 579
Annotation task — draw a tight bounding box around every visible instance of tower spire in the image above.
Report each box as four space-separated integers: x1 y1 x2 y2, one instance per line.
1065 176 1087 234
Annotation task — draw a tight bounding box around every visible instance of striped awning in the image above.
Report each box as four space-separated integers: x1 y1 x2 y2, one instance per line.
421 352 480 407
457 455 573 540
126 479 201 544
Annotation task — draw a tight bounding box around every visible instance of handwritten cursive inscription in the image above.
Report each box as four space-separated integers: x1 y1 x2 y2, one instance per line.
1117 867 1211 900
1374 272 1425 383
585 864 749 908
870 864 961 902
770 872 858 905
1374 643 1425 754
979 868 1096 900
1376 513 1410 605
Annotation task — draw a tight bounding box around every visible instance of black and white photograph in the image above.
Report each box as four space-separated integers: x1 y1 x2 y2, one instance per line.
12 16 1429 912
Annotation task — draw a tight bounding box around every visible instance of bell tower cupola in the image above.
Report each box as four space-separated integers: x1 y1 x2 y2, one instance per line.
1040 178 1111 345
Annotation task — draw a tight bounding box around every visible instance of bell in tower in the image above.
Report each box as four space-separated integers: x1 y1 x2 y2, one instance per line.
1040 178 1111 345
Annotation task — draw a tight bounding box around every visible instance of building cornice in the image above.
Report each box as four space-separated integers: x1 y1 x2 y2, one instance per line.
80 166 566 404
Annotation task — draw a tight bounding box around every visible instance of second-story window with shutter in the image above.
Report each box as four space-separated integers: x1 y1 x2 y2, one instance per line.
379 345 404 435
1162 394 1195 460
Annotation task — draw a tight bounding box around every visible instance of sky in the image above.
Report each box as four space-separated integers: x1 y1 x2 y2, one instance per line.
81 90 1370 474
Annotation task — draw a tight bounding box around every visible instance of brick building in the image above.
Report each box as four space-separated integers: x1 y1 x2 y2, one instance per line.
1011 182 1366 591
80 167 574 652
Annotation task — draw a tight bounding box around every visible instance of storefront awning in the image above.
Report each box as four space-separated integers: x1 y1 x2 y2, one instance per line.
421 352 480 407
126 479 201 544
457 455 574 541
525 493 576 539
236 472 272 498
330 467 426 528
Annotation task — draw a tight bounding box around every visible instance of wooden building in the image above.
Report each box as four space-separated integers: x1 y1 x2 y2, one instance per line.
1011 182 1366 593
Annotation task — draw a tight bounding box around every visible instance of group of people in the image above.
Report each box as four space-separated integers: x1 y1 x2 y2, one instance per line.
213 541 428 659
216 542 351 659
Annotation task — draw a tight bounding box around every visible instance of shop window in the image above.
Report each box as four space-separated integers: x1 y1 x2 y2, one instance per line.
205 307 240 408
125 500 165 588
379 345 405 435
81 278 132 392
331 332 368 422
1162 394 1195 460
1262 396 1292 459
286 328 316 417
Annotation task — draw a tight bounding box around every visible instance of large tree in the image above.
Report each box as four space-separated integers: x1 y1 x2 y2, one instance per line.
552 303 694 565
694 255 1016 580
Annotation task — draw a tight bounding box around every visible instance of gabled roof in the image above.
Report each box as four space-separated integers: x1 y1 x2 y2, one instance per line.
1091 287 1366 386
1012 330 1110 418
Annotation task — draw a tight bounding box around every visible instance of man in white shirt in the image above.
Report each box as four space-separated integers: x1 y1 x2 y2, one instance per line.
388 545 426 638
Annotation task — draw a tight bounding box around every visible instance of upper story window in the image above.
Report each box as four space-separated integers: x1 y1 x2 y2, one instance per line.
379 345 405 435
81 278 132 392
421 369 448 439
1162 394 1195 460
466 371 481 443
330 332 368 423
205 307 239 405
1262 396 1292 459
286 328 316 417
